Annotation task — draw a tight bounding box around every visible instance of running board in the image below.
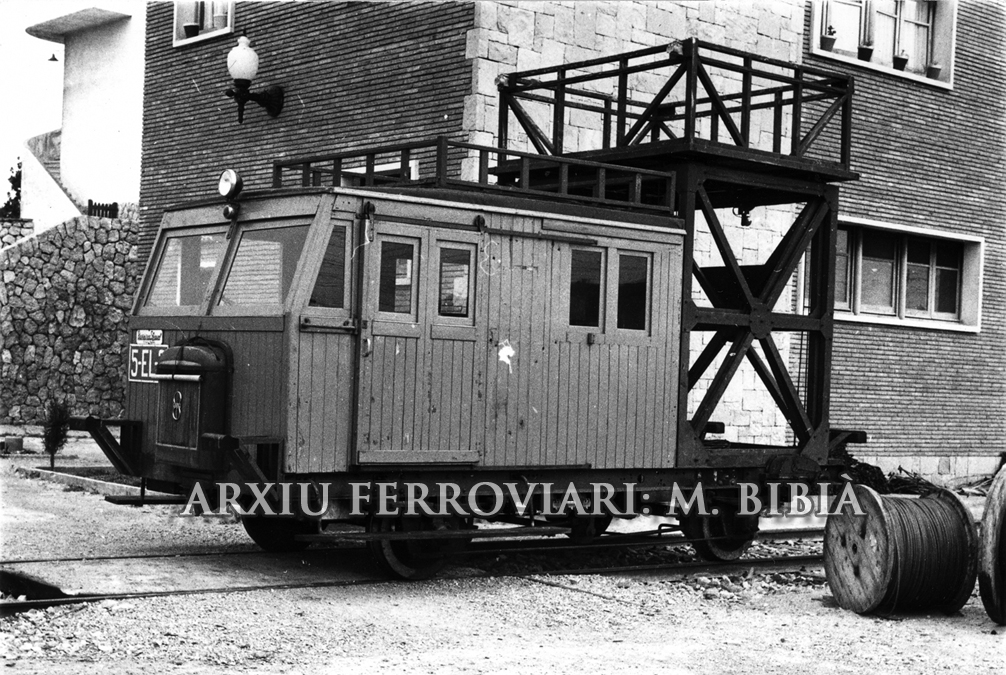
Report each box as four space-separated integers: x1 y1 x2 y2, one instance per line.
296 525 571 543
105 494 189 506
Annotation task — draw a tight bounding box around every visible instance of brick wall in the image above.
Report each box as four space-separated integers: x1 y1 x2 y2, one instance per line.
0 216 142 424
138 0 475 261
803 2 1006 479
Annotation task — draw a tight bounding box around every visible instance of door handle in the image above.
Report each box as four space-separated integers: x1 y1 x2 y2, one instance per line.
361 337 372 357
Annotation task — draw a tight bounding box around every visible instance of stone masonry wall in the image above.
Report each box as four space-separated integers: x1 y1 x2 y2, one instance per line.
466 1 805 444
0 216 142 424
1 220 35 249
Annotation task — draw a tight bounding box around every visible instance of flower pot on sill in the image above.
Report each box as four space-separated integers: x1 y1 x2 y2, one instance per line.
820 35 837 52
212 13 227 30
857 45 874 61
183 23 200 38
893 55 908 71
927 64 942 79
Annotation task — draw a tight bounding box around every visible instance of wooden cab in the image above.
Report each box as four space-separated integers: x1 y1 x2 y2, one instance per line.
125 186 685 488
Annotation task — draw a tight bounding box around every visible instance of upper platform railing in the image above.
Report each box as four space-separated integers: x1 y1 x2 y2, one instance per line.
497 38 853 170
273 136 677 215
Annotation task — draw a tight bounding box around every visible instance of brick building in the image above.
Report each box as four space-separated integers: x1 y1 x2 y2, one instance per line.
133 0 1004 480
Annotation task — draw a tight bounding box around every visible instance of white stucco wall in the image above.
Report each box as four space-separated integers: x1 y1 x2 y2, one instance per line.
59 7 145 207
20 149 80 234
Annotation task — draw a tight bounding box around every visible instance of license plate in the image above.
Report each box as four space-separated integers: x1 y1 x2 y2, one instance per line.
128 344 167 383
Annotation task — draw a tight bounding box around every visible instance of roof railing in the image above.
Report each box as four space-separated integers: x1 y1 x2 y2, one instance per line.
497 38 854 169
273 136 677 215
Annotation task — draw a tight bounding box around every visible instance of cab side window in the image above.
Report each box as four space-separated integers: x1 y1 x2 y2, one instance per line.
310 226 347 309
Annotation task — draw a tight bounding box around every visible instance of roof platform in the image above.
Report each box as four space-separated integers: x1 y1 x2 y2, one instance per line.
495 38 858 207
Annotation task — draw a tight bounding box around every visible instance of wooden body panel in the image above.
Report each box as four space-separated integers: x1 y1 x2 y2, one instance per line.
355 196 684 469
126 319 288 480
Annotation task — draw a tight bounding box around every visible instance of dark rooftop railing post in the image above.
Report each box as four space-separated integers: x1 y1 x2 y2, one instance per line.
436 136 449 187
332 157 342 187
498 91 510 152
602 97 612 149
791 66 804 157
741 56 752 148
616 58 628 146
841 79 853 168
773 91 783 154
684 39 698 141
400 149 412 180
478 148 489 185
553 68 566 155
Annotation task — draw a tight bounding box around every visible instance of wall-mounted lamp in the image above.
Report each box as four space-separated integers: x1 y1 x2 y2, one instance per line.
224 36 284 124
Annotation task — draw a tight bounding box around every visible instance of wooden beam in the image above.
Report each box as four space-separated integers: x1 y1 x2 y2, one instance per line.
697 62 744 146
690 330 754 434
696 186 755 309
623 64 686 146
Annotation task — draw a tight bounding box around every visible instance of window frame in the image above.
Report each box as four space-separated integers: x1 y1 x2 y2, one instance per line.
137 225 229 317
212 220 313 317
810 0 957 89
567 246 607 333
172 1 234 48
611 250 653 335
433 241 478 327
830 217 982 333
372 234 422 327
558 238 664 345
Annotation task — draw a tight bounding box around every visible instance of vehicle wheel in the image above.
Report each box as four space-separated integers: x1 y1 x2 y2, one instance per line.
567 514 614 543
367 515 463 580
242 516 316 553
681 508 759 562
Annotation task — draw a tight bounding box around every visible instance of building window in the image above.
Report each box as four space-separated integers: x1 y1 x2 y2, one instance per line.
173 1 233 46
834 223 980 329
814 1 955 84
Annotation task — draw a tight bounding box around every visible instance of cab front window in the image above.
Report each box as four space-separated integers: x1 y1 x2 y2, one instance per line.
217 225 309 307
145 232 226 309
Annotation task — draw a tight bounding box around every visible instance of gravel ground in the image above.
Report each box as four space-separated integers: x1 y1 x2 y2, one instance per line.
1 451 1004 674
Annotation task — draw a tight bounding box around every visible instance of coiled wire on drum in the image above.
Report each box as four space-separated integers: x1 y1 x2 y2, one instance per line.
824 485 977 615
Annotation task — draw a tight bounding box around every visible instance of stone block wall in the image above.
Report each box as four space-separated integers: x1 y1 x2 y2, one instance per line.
1 220 35 249
0 216 142 424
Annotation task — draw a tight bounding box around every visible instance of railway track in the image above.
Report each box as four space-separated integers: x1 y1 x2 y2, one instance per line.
0 528 823 616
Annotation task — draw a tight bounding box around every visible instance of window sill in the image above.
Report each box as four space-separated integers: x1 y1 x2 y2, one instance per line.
836 312 978 334
809 46 952 91
173 26 233 48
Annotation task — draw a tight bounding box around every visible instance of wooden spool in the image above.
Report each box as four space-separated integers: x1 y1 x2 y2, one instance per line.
824 485 892 613
979 463 1006 625
824 484 977 615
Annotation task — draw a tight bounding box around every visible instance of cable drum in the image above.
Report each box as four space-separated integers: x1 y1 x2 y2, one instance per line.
979 463 1006 625
824 484 977 615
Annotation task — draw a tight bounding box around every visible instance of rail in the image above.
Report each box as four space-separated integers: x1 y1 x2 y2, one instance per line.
272 136 676 214
497 38 853 169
